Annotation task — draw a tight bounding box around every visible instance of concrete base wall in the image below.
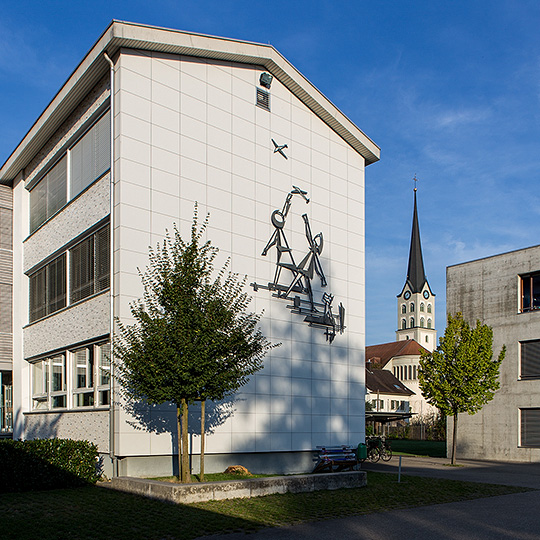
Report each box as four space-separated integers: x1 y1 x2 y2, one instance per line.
109 470 367 504
109 450 319 478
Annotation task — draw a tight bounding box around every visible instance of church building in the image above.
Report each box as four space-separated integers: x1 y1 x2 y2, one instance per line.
366 186 437 418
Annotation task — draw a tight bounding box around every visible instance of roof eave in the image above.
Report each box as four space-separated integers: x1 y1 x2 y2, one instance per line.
0 20 380 184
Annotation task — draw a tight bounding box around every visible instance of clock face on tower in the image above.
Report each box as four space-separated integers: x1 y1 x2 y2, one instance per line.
404 291 411 300
423 291 429 299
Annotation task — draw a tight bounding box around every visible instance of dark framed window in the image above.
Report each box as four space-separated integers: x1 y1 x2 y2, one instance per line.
29 157 67 233
70 225 110 304
29 111 110 234
520 273 540 312
520 408 540 447
29 224 109 322
29 254 66 322
520 340 540 379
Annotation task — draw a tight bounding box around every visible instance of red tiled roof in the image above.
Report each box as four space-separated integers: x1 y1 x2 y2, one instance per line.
366 339 428 368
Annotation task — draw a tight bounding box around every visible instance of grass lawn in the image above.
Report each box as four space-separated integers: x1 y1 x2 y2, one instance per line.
2 472 531 540
388 439 447 457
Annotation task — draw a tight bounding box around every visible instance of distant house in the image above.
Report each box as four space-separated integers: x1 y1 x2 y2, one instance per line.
366 339 437 417
447 245 540 462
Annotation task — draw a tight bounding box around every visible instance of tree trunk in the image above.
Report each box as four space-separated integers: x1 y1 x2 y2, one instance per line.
451 412 458 465
200 399 205 482
176 404 182 480
181 398 191 483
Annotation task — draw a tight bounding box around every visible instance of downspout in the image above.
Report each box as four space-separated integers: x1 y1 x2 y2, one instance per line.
103 52 117 477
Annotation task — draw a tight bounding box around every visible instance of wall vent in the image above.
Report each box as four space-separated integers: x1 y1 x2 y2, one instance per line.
256 88 270 111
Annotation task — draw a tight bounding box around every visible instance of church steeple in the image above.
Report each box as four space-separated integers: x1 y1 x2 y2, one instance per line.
406 189 427 293
396 183 436 351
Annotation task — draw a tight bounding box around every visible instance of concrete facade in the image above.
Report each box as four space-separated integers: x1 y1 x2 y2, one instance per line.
447 245 540 462
0 22 379 476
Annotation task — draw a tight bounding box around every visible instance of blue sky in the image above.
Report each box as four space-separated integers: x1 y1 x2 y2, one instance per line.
1 1 540 345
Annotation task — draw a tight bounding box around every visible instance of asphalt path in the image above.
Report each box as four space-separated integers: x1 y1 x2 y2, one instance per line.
197 457 540 540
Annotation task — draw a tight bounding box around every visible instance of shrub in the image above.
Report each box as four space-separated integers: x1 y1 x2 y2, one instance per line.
0 438 100 492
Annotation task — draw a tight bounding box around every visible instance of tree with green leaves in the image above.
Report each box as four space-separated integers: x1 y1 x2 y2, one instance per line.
115 207 274 482
419 312 505 464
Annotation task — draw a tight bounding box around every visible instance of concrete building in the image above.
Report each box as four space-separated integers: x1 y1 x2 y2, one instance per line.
447 246 540 462
0 21 379 476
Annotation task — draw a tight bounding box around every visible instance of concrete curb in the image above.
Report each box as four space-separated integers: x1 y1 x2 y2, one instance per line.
108 470 367 504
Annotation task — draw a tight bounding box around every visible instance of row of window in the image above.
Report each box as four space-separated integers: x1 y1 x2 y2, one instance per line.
370 399 409 412
401 317 432 330
29 225 110 322
401 303 432 314
32 341 110 410
29 111 110 233
393 364 418 381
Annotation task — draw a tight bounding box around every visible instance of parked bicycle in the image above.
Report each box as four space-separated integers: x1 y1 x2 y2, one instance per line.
365 436 393 463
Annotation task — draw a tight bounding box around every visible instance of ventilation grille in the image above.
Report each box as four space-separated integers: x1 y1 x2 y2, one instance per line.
256 88 270 111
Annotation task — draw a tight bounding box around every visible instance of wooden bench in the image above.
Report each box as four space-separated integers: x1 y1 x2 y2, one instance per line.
312 445 358 473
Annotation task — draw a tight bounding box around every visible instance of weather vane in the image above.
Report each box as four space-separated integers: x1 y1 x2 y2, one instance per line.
413 175 418 192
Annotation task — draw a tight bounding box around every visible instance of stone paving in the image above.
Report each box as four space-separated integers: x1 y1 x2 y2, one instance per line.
197 456 540 540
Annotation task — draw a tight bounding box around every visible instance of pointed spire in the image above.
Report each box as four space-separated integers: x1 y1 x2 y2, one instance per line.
406 186 427 293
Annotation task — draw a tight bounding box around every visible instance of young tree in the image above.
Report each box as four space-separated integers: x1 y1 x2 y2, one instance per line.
115 207 274 482
419 312 505 465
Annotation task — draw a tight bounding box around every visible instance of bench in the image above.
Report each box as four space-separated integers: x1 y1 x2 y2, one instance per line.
312 445 358 473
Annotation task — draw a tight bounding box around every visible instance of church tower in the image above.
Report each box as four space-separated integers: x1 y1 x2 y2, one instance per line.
396 186 436 351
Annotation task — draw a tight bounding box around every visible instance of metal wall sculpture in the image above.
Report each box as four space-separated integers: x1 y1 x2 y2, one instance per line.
251 187 345 342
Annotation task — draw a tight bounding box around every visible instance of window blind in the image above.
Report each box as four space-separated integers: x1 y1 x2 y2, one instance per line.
521 340 540 379
521 408 540 447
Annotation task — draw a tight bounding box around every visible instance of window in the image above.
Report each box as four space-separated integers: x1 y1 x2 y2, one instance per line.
31 355 66 410
427 319 432 329
32 341 109 410
410 302 415 313
70 226 110 303
410 317 415 328
400 366 403 380
29 254 66 322
420 317 425 328
29 112 110 234
72 341 110 407
413 365 417 379
520 408 540 447
520 340 540 379
420 303 425 312
427 304 432 313
408 365 412 379
401 304 406 314
70 112 111 199
425 335 429 343
401 319 406 330
521 273 540 312
29 157 67 233
29 224 109 322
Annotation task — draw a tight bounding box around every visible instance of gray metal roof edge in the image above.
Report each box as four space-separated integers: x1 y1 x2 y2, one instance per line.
0 20 380 184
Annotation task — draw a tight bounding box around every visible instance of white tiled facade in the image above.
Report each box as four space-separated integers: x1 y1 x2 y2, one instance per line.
1 22 379 475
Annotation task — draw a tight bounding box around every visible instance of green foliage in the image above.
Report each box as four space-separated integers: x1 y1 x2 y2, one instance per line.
0 438 99 492
419 312 505 417
115 207 273 407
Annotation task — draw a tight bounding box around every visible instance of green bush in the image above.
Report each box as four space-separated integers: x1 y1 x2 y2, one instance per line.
0 438 100 492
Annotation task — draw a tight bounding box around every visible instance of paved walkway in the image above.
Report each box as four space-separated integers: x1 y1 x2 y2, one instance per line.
197 457 540 540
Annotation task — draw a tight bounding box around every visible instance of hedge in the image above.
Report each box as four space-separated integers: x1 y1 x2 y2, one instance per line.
0 438 100 492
